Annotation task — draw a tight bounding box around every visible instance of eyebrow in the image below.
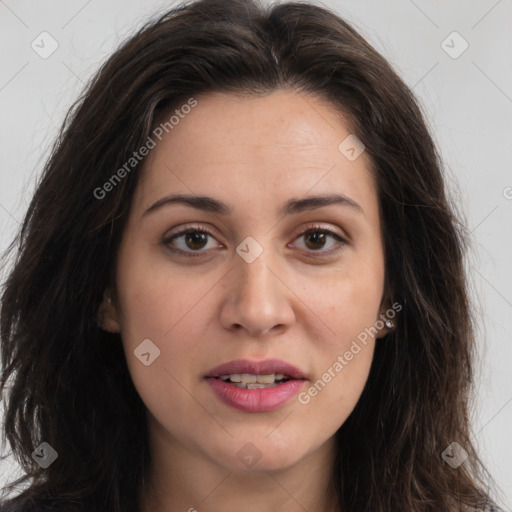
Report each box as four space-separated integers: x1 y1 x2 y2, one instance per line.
142 192 363 217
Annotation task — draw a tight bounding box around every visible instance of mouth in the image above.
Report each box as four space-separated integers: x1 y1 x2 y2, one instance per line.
213 372 294 389
205 358 306 380
204 358 307 412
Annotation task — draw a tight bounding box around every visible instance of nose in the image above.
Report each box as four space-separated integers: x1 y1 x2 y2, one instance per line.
219 246 296 338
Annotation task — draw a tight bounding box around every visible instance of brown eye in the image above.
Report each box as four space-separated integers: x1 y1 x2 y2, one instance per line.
182 231 209 250
163 227 219 256
303 231 328 250
292 226 347 256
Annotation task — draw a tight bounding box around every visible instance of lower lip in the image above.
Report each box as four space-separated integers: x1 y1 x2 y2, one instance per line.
205 378 306 412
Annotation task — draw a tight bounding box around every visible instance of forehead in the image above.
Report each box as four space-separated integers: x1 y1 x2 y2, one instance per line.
135 90 377 216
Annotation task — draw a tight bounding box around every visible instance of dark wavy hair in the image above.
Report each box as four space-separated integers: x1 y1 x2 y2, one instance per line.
0 0 504 511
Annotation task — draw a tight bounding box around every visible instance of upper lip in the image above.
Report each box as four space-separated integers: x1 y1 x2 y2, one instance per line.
205 358 306 379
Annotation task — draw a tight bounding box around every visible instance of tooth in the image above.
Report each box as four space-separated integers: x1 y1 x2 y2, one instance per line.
247 383 273 389
220 375 230 381
275 373 285 380
240 374 257 384
229 374 242 382
256 374 276 384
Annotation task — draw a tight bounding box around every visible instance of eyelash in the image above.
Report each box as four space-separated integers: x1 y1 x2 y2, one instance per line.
162 224 347 258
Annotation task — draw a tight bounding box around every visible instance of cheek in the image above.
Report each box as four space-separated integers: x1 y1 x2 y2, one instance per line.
115 272 208 421
299 310 376 434
312 259 385 347
115 236 194 343
339 279 382 339
299 257 383 421
115 244 216 389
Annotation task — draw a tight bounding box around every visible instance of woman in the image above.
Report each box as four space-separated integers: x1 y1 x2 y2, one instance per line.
0 0 504 510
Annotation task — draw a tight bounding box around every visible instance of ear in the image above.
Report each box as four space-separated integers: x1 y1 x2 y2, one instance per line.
375 291 398 339
97 290 121 333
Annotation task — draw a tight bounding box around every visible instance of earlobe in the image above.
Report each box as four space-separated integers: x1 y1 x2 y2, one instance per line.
376 314 394 339
97 291 121 333
376 298 397 339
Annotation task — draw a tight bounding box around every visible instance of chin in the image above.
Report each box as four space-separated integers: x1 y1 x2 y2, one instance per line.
231 455 303 474
217 441 308 474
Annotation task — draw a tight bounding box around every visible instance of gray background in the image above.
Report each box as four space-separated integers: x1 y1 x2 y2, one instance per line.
0 0 511 507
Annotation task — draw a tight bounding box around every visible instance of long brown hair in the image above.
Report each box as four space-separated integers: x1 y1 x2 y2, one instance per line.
0 1 502 510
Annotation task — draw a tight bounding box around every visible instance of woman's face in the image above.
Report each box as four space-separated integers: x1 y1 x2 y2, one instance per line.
105 89 390 474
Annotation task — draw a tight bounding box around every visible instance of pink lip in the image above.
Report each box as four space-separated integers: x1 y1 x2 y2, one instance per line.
204 358 307 412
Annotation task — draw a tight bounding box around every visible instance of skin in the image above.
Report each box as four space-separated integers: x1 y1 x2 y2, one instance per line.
99 89 392 512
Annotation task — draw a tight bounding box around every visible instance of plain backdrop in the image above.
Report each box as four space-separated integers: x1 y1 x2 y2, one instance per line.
0 0 511 507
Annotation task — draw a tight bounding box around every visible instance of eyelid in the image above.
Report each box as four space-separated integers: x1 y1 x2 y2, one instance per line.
291 222 348 244
163 223 221 240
